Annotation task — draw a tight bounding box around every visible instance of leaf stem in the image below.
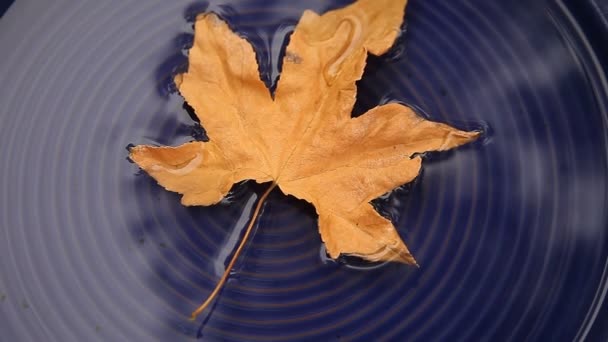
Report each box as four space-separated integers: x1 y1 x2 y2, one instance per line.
190 182 277 320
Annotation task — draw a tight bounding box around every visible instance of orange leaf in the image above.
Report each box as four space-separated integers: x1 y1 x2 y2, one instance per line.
130 0 479 265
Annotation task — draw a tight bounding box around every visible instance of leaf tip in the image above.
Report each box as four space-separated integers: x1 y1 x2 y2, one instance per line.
174 73 184 88
470 129 484 139
397 251 418 266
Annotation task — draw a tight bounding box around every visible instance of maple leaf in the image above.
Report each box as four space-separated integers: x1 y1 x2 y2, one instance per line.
130 0 479 318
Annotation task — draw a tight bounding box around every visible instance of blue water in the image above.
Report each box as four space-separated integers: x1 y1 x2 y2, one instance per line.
0 0 607 341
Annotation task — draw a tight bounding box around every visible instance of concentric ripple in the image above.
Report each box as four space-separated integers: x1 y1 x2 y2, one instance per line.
1 0 607 341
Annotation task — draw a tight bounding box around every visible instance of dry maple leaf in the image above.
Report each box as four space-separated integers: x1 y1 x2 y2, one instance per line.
130 0 479 319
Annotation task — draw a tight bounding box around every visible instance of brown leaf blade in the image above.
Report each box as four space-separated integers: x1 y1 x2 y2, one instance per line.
130 0 480 265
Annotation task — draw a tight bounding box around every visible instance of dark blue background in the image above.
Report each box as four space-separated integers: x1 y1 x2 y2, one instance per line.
0 0 607 341
0 0 14 17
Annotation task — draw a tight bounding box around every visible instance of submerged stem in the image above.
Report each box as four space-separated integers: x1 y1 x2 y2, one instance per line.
190 182 277 320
